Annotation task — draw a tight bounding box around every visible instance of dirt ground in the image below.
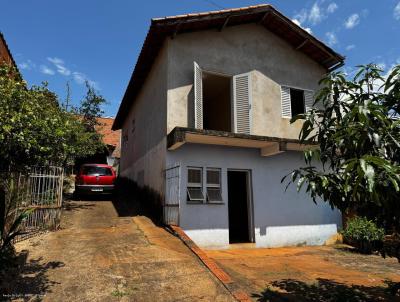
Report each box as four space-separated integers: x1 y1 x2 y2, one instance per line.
206 246 400 301
2 199 234 302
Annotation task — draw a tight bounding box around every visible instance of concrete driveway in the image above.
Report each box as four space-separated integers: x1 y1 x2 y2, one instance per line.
6 200 234 302
206 246 400 301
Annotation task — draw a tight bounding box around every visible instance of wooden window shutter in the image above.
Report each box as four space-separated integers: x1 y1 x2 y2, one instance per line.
281 86 291 118
233 73 251 134
193 62 203 129
304 90 314 112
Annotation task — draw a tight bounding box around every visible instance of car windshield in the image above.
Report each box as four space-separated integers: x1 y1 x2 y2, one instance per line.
82 166 112 176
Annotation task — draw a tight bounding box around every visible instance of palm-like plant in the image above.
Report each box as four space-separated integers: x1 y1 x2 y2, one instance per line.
0 174 34 263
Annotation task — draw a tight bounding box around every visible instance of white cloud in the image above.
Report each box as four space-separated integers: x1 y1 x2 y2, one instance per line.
394 2 400 20
19 63 29 70
72 72 99 90
294 8 308 24
344 13 360 29
325 31 337 46
18 59 36 70
345 44 355 51
292 19 312 34
309 2 323 25
56 65 71 76
293 1 338 29
47 57 64 65
47 57 71 76
327 3 338 14
72 72 85 84
40 65 55 75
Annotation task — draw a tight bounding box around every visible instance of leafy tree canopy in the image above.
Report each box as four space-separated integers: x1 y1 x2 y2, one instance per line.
0 64 106 171
284 64 400 233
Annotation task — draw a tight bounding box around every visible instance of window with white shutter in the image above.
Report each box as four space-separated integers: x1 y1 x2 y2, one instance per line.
304 90 315 112
233 73 251 134
281 86 291 118
290 88 305 117
193 62 203 129
281 85 314 118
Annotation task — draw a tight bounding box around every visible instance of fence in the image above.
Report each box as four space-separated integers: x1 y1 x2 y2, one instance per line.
11 166 64 240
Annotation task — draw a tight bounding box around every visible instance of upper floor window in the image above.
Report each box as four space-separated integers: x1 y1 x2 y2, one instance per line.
193 62 251 135
290 88 305 117
281 86 314 118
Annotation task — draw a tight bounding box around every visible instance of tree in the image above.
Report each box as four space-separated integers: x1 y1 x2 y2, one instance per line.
283 64 400 234
0 64 106 170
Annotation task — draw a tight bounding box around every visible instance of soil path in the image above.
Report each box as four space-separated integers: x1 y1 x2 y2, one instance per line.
10 200 234 302
206 246 400 301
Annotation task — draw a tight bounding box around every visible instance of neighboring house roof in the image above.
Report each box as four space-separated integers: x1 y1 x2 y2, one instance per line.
0 32 18 68
96 117 121 158
113 4 345 130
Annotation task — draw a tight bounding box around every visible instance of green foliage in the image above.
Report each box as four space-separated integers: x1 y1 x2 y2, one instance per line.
79 81 105 132
0 64 106 170
342 217 385 253
0 174 33 264
283 64 400 233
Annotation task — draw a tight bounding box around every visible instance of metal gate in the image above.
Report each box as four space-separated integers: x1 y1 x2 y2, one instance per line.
164 165 180 225
14 166 64 241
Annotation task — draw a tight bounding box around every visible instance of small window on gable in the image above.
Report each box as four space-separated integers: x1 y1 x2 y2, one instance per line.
187 167 204 203
290 88 305 117
206 168 222 203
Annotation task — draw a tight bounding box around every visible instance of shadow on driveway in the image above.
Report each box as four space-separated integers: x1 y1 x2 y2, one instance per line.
1 250 65 300
253 278 399 302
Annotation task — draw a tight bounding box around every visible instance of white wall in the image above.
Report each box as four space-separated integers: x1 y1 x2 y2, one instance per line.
167 144 342 249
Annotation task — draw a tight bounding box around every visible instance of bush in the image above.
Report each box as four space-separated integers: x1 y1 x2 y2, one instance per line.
342 216 385 254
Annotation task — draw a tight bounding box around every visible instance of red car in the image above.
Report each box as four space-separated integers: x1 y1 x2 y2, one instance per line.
75 164 116 195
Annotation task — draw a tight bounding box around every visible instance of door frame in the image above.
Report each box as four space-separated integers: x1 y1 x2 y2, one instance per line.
227 169 255 243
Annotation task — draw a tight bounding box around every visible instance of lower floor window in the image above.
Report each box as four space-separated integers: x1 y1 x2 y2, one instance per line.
206 168 222 203
187 167 204 202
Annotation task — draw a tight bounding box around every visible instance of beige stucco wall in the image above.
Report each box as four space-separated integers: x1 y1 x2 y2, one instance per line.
167 23 327 139
119 42 168 194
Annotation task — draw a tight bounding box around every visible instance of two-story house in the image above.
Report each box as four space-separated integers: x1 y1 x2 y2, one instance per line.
113 4 344 249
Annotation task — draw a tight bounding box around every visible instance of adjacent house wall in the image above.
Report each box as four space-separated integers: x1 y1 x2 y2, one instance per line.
119 42 169 194
167 23 327 139
167 144 342 248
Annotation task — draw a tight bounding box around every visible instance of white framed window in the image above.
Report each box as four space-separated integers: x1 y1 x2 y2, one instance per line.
187 167 204 203
281 85 314 118
193 62 251 134
206 168 223 203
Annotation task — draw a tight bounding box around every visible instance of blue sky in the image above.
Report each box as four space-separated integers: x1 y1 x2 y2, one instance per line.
2 0 399 116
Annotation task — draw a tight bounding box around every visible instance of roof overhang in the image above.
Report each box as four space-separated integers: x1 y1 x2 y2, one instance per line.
112 4 345 130
167 127 317 157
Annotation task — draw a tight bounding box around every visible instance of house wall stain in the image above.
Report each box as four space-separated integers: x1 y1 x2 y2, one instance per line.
167 23 327 139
